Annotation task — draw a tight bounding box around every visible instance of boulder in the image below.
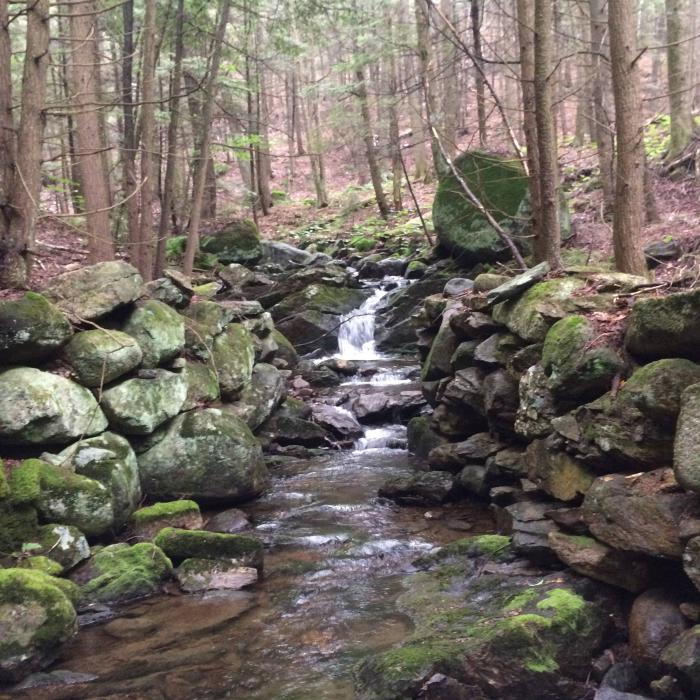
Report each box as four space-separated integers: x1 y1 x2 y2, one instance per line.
483 369 519 434
548 532 655 592
0 568 78 684
441 367 486 418
378 471 456 505
129 500 203 542
683 537 700 593
673 384 700 494
205 508 251 534
405 260 428 279
407 416 449 460
227 362 286 430
70 542 172 605
450 340 480 371
625 288 700 361
138 408 268 503
349 386 425 422
43 260 143 321
485 261 550 305
433 151 528 264
541 315 625 401
496 500 562 564
449 310 502 340
259 414 329 447
146 276 191 309
100 369 187 435
34 524 90 572
181 360 220 410
200 218 262 265
583 469 697 559
271 329 298 368
443 278 474 297
428 432 503 471
218 262 255 288
628 589 688 677
660 625 700 696
310 403 363 439
526 438 595 502
0 293 72 365
64 329 142 387
260 240 315 268
514 365 557 440
0 368 107 445
153 527 263 569
175 560 258 593
421 308 460 381
211 324 255 400
644 239 681 267
122 300 185 368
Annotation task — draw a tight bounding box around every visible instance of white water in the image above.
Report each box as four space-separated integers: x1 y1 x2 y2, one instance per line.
355 424 408 451
336 277 406 361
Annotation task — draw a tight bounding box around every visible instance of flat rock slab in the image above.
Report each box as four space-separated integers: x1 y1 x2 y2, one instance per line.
486 261 550 306
175 561 258 593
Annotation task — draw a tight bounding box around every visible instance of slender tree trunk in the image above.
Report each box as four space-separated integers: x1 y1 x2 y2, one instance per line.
533 0 562 268
589 0 615 213
387 15 403 211
155 0 185 277
666 0 694 158
69 0 114 264
183 0 232 276
256 23 272 215
609 0 648 275
471 0 487 147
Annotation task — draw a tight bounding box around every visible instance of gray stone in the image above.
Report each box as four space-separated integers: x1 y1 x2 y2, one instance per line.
205 508 251 534
211 324 255 400
122 300 185 368
175 560 257 593
64 330 142 387
201 219 262 265
310 403 363 439
443 278 474 297
514 365 557 440
181 360 220 410
0 368 107 445
227 362 286 430
378 471 456 505
428 432 503 471
486 261 550 305
44 260 143 321
673 383 700 494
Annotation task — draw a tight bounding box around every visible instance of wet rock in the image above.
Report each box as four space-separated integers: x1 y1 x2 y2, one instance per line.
660 624 700 696
407 416 449 460
378 471 456 505
515 365 558 440
211 324 255 400
129 500 203 542
450 340 480 371
296 360 341 387
405 260 428 279
101 369 187 435
153 527 263 570
310 403 363 439
205 508 251 534
350 386 425 422
583 469 698 559
64 329 142 387
0 293 72 365
122 299 185 368
444 278 474 297
260 414 329 447
625 288 700 361
541 315 625 401
428 432 503 471
548 532 655 592
629 589 688 677
181 360 220 410
200 218 262 265
175 560 258 593
70 542 172 606
0 568 78 684
417 673 482 700
0 368 107 445
44 260 143 321
486 261 550 305
227 363 286 430
455 464 492 497
526 438 595 502
138 408 268 503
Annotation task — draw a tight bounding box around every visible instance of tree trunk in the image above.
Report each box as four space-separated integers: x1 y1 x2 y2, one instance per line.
182 0 232 276
387 15 403 211
665 0 694 158
69 0 114 264
609 0 648 275
533 0 562 268
471 0 487 147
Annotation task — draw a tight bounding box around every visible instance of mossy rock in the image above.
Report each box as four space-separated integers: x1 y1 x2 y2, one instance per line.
100 369 187 435
271 284 370 320
201 219 262 265
129 500 203 541
433 151 528 265
35 524 90 572
271 329 299 369
0 501 39 556
406 416 448 460
16 555 63 576
0 568 78 683
0 292 72 365
138 408 268 503
70 542 172 606
182 360 220 410
154 527 263 569
0 368 108 446
122 300 185 368
175 559 258 593
210 324 255 400
63 329 142 387
227 363 286 431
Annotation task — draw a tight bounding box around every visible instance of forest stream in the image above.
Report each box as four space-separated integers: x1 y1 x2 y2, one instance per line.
14 278 493 700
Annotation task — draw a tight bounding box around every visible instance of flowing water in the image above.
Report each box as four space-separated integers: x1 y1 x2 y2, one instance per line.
13 280 493 700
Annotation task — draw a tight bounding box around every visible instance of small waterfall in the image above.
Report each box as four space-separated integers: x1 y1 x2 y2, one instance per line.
337 277 405 361
355 425 408 451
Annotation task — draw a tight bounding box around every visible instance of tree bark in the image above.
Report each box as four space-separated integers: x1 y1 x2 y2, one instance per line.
609 0 648 275
471 0 487 147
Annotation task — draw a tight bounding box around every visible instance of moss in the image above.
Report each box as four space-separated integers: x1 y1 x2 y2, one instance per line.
536 588 586 631
374 639 463 681
154 527 263 563
78 542 172 605
8 459 44 505
131 500 200 525
17 555 63 576
0 503 39 556
504 589 540 612
541 315 588 372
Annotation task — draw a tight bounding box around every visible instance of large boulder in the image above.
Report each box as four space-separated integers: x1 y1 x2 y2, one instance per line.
625 288 700 361
421 308 460 381
433 151 528 264
138 408 268 503
673 384 700 493
154 528 263 569
227 363 286 430
0 293 72 365
122 300 185 368
181 360 220 410
526 438 595 502
200 218 263 265
70 542 172 606
0 568 78 684
100 369 187 435
583 469 697 559
64 329 142 387
260 240 315 268
43 260 143 321
211 324 255 400
514 365 557 440
407 416 448 460
378 471 456 506
0 368 107 445
660 625 700 697
129 500 203 542
310 403 363 440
